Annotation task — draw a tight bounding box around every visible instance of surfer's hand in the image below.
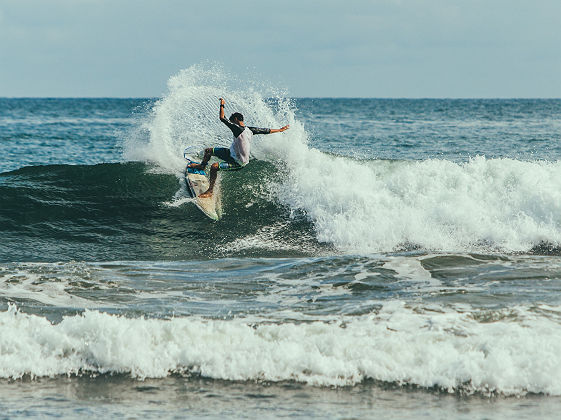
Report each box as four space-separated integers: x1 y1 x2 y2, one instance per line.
219 98 225 105
270 125 290 134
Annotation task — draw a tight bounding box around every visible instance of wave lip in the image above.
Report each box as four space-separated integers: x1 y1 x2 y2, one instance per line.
2 303 561 396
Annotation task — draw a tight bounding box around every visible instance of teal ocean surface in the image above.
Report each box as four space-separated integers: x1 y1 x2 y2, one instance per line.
1 66 561 418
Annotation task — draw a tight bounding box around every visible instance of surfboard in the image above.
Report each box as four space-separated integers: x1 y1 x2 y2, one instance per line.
184 156 222 221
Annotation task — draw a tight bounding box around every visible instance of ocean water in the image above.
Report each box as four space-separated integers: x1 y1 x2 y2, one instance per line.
1 66 561 418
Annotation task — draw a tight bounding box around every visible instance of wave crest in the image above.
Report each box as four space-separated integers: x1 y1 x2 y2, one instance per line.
2 303 561 396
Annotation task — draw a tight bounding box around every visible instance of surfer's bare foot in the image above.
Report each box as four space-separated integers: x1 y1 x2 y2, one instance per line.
198 190 213 198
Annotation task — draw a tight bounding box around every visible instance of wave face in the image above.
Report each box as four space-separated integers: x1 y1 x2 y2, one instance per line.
0 161 319 262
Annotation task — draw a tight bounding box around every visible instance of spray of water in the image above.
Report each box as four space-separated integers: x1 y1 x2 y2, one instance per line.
124 63 302 173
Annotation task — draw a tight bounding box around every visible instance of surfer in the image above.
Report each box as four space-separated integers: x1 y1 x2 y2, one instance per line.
189 98 290 198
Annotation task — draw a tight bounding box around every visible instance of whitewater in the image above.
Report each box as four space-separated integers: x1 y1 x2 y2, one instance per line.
3 301 561 395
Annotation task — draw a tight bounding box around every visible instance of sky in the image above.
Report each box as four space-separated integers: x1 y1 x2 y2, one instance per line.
1 0 560 98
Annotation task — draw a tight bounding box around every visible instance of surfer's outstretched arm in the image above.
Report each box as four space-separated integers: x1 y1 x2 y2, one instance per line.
269 125 290 133
248 125 290 135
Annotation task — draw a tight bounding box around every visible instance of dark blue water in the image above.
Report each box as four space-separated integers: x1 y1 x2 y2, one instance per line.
2 83 561 419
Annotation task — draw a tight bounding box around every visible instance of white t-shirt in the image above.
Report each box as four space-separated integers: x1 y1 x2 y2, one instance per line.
229 127 253 166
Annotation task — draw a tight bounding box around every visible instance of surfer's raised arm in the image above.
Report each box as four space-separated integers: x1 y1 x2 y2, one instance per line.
219 97 226 121
219 98 244 137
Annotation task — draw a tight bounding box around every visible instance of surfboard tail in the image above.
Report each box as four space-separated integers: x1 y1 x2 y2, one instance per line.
184 163 222 220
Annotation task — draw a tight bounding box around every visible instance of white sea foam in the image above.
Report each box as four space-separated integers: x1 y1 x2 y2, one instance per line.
0 263 96 308
383 256 442 289
1 303 561 396
163 197 194 208
221 222 312 253
276 151 561 253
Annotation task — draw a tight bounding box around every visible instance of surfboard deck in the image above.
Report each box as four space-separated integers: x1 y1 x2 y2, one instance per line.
184 159 222 221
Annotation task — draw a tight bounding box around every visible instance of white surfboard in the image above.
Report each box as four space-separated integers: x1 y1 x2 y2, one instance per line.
184 158 222 221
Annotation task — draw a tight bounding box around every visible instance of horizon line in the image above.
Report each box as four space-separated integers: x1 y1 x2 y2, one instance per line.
1 96 560 100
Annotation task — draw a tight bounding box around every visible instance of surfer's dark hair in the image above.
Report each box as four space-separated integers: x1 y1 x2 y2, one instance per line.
229 112 244 122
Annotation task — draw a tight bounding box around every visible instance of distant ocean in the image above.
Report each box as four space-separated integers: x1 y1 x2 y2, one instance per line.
2 65 561 418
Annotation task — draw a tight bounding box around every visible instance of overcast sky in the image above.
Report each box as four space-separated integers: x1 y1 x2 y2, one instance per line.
1 0 560 98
